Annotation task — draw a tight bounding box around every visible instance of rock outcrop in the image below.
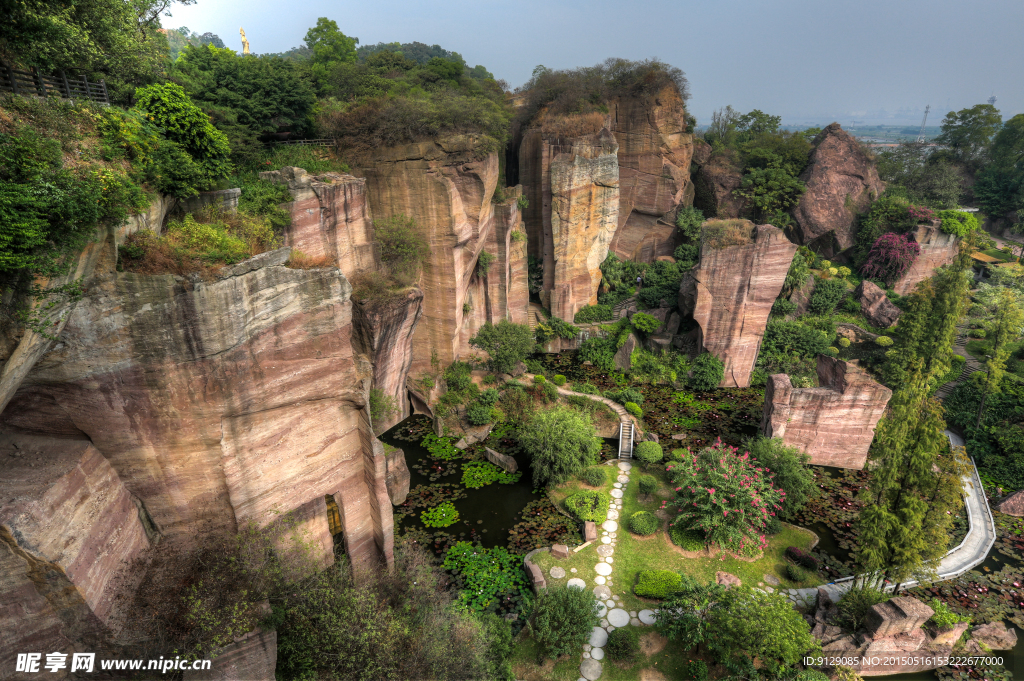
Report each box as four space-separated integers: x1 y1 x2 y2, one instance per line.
969 621 1018 650
760 356 892 469
184 628 277 681
854 280 901 328
485 447 518 473
997 490 1024 515
682 220 797 387
691 149 748 219
384 446 410 506
791 123 885 257
892 222 959 296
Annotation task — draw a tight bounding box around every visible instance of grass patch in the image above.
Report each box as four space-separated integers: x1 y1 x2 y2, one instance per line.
702 219 753 249
981 249 1017 263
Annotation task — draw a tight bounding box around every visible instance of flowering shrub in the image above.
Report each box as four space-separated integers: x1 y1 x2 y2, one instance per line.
908 205 936 222
421 501 460 527
668 439 784 554
861 232 921 286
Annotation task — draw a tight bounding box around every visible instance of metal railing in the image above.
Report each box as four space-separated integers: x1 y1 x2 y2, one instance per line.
1 62 108 104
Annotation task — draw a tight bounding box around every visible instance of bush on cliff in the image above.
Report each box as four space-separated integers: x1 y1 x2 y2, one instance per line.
518 405 601 487
808 276 847 315
470 320 536 374
376 213 430 286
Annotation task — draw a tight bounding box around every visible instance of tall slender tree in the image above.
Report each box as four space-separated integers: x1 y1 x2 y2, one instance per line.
975 287 1024 427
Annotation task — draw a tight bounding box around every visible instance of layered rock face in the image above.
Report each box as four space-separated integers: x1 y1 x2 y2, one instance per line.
264 166 376 276
519 88 695 321
690 149 748 220
352 135 524 376
855 280 901 328
760 356 892 469
682 221 796 387
892 222 959 295
792 123 886 257
608 86 695 262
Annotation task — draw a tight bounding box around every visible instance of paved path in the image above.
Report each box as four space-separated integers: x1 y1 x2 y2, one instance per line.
522 374 643 440
784 430 996 606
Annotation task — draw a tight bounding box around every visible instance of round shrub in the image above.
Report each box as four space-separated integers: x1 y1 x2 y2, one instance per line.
785 546 820 570
530 585 602 660
670 526 705 551
837 266 852 278
874 335 894 347
624 401 643 418
633 569 682 599
827 346 840 356
634 441 663 467
637 474 657 497
542 381 559 402
552 374 567 386
838 337 851 348
969 328 987 339
766 516 783 535
689 352 724 390
685 660 709 681
629 511 659 536
534 375 546 384
564 490 610 522
666 448 685 463
786 563 810 582
466 400 494 425
605 627 640 662
580 467 606 487
630 312 662 334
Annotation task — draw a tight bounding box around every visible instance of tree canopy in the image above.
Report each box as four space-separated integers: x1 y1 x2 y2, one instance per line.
517 406 601 487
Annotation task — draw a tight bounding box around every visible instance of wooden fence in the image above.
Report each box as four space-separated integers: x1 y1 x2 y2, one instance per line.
1 63 109 105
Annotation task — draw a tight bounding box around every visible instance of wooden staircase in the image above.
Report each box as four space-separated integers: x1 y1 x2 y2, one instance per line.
617 422 634 459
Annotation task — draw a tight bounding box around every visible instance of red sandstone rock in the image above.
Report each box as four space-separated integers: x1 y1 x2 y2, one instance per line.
552 544 570 559
788 275 816 317
384 445 410 505
691 150 748 219
792 123 886 257
614 332 640 372
688 221 797 387
855 280 901 328
527 561 546 592
970 621 1018 649
930 620 970 646
485 447 517 473
867 597 934 638
184 629 277 681
584 521 597 542
760 356 892 469
998 490 1024 516
715 571 742 588
892 222 959 296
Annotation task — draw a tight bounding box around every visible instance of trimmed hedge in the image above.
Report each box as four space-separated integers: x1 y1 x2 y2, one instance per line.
670 526 705 551
552 374 567 386
606 627 640 661
786 564 810 582
634 441 663 466
624 401 643 418
629 511 658 536
564 490 610 522
637 474 657 497
785 546 820 570
633 569 682 599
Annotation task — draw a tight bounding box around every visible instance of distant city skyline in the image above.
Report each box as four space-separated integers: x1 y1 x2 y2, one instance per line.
163 0 1024 126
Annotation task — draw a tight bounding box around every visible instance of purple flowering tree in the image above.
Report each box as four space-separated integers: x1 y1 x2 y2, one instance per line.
861 232 921 286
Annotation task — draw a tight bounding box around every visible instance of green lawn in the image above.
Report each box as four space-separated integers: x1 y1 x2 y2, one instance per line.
519 460 821 680
981 248 1018 263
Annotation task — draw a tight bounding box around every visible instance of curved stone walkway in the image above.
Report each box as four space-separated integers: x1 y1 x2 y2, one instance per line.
522 374 643 438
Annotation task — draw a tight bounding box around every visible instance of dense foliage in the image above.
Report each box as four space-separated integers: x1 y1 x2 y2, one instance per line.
669 440 785 554
563 490 610 521
517 406 601 487
442 542 529 613
634 569 683 598
527 586 601 660
689 352 725 390
861 232 921 286
745 437 814 519
470 321 536 374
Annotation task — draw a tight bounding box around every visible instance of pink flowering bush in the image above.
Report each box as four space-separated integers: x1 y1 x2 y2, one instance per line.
667 439 784 555
907 205 935 222
861 232 921 286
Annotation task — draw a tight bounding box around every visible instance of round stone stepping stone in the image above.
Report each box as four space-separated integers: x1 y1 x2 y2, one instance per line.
580 658 602 681
613 482 622 489
602 520 618 532
610 489 623 499
617 475 629 483
591 647 605 661
601 536 611 544
605 557 614 564
618 461 632 471
607 608 630 627
597 544 614 557
639 609 656 624
594 576 606 585
583 644 592 652
595 562 612 576
763 573 781 587
583 652 590 659
630 617 641 626
550 567 565 579
600 618 608 628
596 603 607 618
593 585 612 599
567 578 586 590
588 626 608 648
606 510 619 520
571 568 577 573
610 532 617 538
605 599 616 608
629 611 637 617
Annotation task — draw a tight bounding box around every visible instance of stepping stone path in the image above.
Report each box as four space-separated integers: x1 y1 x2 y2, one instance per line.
550 567 565 579
763 573 780 587
617 475 629 483
567 578 586 589
639 610 656 625
597 544 614 557
602 520 618 532
607 608 630 627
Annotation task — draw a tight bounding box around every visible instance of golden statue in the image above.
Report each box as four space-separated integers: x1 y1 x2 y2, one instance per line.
240 27 250 55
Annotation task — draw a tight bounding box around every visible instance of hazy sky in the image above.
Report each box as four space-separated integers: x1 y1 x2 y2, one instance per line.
166 0 1024 126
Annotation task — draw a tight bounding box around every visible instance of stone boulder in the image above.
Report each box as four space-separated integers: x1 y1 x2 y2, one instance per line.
485 447 517 474
854 280 901 329
686 221 797 387
527 561 546 592
761 356 892 469
691 150 749 219
792 123 886 257
184 629 277 681
866 597 934 638
998 490 1024 516
552 544 570 559
614 332 640 372
584 521 598 542
930 620 970 646
384 446 410 506
970 621 1018 650
716 571 742 588
892 222 959 296
788 274 816 317
836 323 879 344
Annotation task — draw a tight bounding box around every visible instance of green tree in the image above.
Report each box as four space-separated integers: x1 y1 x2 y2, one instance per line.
656 575 726 653
705 105 740 149
706 586 820 674
527 586 601 660
518 406 601 487
675 206 705 242
974 287 1024 427
736 109 782 137
375 214 429 285
976 114 1024 217
304 17 358 65
934 103 1002 169
734 166 806 224
469 320 536 375
745 437 814 519
689 352 724 390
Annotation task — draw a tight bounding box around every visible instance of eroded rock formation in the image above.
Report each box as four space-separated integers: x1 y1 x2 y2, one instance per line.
682 220 797 387
691 149 748 220
760 356 892 469
892 222 959 296
854 280 901 328
792 123 885 257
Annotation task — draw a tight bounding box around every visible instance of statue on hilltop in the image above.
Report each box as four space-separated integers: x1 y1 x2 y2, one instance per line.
240 27 250 55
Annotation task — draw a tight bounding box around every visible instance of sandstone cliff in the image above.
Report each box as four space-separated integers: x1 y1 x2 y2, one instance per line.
760 356 891 469
518 87 695 321
791 123 885 257
0 217 395 668
690 148 749 220
892 222 959 295
682 220 796 387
